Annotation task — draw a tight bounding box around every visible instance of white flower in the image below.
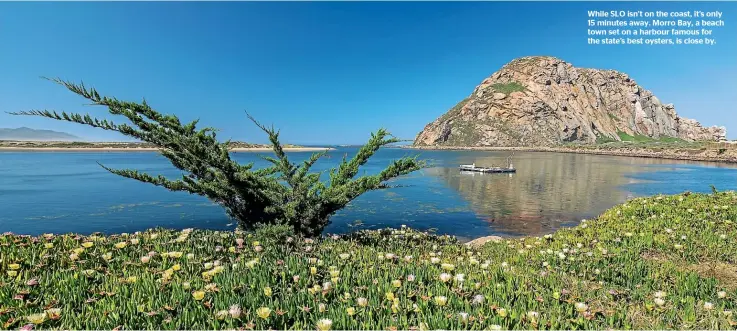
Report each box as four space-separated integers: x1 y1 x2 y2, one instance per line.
458 312 468 322
439 273 452 282
228 304 242 319
526 311 539 320
454 273 465 282
718 291 727 298
430 257 440 264
654 298 665 306
720 234 727 239
339 253 350 260
490 325 502 330
704 302 714 310
654 291 666 298
316 319 333 331
407 274 416 282
575 302 588 312
472 294 485 305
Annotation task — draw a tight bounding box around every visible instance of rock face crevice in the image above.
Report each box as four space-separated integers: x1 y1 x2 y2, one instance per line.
414 56 727 147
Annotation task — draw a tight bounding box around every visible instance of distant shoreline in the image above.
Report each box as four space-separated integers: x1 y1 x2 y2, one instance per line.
403 145 737 164
0 146 334 152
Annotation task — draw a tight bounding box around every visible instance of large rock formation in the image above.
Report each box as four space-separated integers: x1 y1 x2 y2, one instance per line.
414 56 727 147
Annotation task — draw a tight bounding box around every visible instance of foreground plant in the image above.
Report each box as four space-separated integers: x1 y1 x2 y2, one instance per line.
10 78 424 236
1 191 737 330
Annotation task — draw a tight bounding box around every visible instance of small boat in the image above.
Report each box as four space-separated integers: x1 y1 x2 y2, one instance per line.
459 153 516 173
459 163 516 173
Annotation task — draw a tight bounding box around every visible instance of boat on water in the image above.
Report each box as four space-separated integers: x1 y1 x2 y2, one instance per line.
459 163 516 173
459 153 516 173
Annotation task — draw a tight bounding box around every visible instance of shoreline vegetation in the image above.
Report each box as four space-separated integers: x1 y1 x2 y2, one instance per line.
2 191 736 329
0 140 334 152
404 141 737 164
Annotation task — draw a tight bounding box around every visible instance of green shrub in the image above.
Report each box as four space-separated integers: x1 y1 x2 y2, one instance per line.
9 78 425 236
491 82 525 94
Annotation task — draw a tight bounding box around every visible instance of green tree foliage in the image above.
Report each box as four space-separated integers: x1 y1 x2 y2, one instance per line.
10 78 425 236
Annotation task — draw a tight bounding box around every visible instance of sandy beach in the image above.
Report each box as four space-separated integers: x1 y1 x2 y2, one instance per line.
0 146 335 152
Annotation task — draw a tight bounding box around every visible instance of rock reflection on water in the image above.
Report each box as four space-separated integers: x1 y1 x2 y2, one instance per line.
424 152 709 237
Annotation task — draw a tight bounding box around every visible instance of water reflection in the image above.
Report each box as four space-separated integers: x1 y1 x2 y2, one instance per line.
426 152 735 237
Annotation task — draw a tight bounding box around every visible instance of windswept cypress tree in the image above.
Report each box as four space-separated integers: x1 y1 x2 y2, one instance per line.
11 78 424 236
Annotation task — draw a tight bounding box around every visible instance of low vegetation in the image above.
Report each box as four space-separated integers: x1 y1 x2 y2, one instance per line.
491 82 526 94
2 191 736 329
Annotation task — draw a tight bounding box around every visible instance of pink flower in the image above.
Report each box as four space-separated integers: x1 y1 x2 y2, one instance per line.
20 324 34 331
236 238 244 247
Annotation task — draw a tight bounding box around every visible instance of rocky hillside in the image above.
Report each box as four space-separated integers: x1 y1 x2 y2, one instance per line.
414 56 727 147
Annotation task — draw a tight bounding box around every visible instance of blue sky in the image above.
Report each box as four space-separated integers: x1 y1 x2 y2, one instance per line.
0 2 735 144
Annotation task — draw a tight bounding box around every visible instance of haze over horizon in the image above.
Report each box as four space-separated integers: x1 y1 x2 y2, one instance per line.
1 2 735 144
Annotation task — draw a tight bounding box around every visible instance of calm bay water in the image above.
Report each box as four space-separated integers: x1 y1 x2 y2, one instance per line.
1 148 736 240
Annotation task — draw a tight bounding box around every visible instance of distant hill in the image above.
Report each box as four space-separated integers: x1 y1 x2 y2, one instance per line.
0 127 81 141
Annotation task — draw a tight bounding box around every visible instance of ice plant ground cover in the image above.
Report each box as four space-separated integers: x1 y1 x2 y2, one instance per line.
1 192 737 330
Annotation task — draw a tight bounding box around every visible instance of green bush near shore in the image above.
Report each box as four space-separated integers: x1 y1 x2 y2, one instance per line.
2 192 737 330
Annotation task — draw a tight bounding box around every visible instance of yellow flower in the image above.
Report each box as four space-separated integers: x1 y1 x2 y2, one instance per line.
434 296 447 306
441 263 455 271
169 251 183 258
386 292 395 301
192 291 205 300
7 271 18 277
126 276 138 283
82 242 94 248
73 247 85 254
497 308 508 317
26 313 47 324
228 246 236 253
172 264 181 271
102 252 112 261
311 267 317 275
256 307 271 319
346 307 356 316
252 241 260 247
114 242 127 249
8 263 20 270
44 243 54 249
392 280 402 288
264 287 272 297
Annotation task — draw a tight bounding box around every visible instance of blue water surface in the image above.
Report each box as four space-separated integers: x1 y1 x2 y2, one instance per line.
1 148 735 240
